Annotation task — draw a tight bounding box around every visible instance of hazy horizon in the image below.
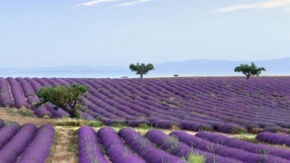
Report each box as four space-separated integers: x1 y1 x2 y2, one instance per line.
1 0 290 69
1 57 289 78
0 56 289 69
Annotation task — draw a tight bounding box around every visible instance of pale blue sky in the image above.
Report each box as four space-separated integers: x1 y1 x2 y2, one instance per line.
0 0 290 68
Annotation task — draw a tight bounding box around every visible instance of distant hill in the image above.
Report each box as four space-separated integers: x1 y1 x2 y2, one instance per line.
0 58 289 78
152 57 290 77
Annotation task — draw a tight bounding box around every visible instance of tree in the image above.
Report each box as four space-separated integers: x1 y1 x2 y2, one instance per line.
129 63 154 78
234 62 266 80
34 84 89 118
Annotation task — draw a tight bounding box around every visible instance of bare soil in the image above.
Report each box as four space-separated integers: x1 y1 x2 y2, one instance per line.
0 107 54 126
47 127 78 163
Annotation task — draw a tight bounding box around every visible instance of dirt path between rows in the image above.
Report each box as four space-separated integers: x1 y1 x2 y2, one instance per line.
47 127 78 163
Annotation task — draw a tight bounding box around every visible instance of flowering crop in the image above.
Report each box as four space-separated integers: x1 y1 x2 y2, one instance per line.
171 130 288 162
146 129 242 163
78 126 108 163
196 131 290 160
119 128 186 163
0 77 290 134
18 124 55 162
0 123 37 162
0 123 19 150
256 132 290 147
97 127 145 163
0 122 55 162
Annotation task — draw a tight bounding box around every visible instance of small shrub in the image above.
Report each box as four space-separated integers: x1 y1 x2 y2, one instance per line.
87 121 102 127
18 108 35 117
137 123 153 129
186 153 205 163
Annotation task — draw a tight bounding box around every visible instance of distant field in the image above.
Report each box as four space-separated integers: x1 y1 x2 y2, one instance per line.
1 76 290 162
1 76 290 134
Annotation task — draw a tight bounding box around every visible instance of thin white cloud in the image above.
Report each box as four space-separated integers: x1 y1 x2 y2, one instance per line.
72 0 117 9
212 0 290 13
106 0 154 9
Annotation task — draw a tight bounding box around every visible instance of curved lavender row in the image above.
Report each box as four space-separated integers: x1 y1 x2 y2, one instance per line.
0 123 19 150
0 123 37 163
18 124 55 163
170 131 287 163
216 123 247 134
34 105 53 118
78 111 95 120
27 96 39 104
16 78 36 98
146 130 241 163
25 78 42 93
256 132 290 147
196 131 290 160
78 126 108 163
0 77 14 107
33 78 52 87
7 77 29 108
45 103 69 118
119 128 186 163
97 127 145 163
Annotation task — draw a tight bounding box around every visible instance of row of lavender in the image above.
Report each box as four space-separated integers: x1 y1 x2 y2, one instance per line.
78 126 290 163
1 77 290 133
256 132 290 147
0 120 54 162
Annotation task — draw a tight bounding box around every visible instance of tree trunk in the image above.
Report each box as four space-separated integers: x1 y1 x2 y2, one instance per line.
246 75 250 80
140 74 143 79
64 106 77 118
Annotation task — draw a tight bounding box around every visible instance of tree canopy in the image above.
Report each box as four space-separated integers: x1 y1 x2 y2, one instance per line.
129 63 154 78
234 62 266 80
34 84 89 118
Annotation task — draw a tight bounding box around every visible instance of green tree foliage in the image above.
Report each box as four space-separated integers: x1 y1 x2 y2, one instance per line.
34 84 89 118
234 62 266 80
129 63 154 78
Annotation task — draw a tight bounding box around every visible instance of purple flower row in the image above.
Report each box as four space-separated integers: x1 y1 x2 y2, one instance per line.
78 126 108 163
171 130 287 163
0 77 14 107
34 103 69 118
0 123 19 150
119 128 186 163
7 77 29 108
16 78 37 99
196 131 290 160
146 129 241 163
0 123 37 162
256 132 290 147
97 127 145 163
18 124 55 163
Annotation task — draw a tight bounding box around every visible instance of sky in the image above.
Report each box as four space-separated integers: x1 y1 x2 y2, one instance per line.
0 0 290 68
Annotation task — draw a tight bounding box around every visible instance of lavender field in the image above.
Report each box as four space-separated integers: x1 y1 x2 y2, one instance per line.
0 121 54 162
1 121 289 163
1 77 290 134
77 126 290 163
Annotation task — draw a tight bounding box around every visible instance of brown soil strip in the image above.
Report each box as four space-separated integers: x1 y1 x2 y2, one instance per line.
47 127 78 163
0 107 53 126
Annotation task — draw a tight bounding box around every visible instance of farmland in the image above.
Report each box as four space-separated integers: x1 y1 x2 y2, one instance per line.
0 77 290 162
